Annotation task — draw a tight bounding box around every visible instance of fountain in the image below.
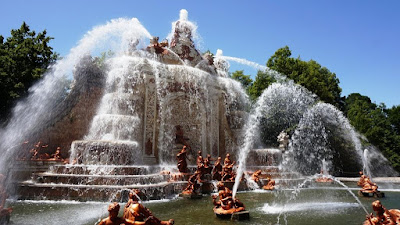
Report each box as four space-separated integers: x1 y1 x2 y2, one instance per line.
0 8 399 225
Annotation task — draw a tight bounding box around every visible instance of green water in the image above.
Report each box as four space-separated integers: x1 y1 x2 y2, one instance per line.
6 187 400 225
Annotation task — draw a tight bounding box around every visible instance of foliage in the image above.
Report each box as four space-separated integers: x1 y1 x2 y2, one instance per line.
230 70 253 90
0 22 57 119
229 45 399 173
388 105 400 135
344 93 400 171
266 46 342 107
247 70 276 101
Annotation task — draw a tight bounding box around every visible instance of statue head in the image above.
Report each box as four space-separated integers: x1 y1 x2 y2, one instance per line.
108 202 120 218
372 200 384 213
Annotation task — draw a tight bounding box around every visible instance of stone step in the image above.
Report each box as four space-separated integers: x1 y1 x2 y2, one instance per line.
272 178 307 187
247 171 302 179
50 165 160 175
17 181 187 201
33 172 170 185
245 166 281 173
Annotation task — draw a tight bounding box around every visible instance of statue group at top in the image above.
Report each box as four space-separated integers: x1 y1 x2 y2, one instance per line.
144 9 228 77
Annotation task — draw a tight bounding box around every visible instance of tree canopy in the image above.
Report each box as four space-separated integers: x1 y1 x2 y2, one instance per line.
266 46 342 107
247 70 276 101
230 70 252 90
344 93 400 171
230 46 400 172
0 22 57 120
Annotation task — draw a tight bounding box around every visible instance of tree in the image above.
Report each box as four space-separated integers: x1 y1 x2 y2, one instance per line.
267 46 342 107
0 22 57 120
344 93 400 172
388 105 400 135
230 70 253 90
247 70 276 101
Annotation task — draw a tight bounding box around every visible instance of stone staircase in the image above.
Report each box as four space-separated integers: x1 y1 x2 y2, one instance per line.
13 148 304 201
15 164 188 201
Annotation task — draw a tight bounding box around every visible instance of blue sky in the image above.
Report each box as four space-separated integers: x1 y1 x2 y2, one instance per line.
1 0 399 107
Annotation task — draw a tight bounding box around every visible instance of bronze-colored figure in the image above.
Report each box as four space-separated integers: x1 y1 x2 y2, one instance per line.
212 157 222 181
262 177 276 191
196 151 203 167
315 170 333 183
0 174 12 224
358 171 367 187
51 147 63 160
176 146 189 173
251 170 262 183
360 177 378 194
99 202 138 225
212 182 245 215
146 37 169 55
204 154 213 175
222 154 235 181
363 200 400 225
29 141 41 159
182 171 201 195
122 190 174 225
357 173 384 197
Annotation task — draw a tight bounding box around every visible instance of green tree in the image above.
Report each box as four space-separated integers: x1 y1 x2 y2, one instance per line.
230 70 253 90
0 22 57 119
247 70 276 101
345 93 400 171
267 46 342 107
388 105 400 135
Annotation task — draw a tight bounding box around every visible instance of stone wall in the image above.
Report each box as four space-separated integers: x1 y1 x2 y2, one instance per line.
34 56 105 158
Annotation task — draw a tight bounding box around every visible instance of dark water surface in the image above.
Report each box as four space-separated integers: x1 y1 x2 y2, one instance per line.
7 186 400 225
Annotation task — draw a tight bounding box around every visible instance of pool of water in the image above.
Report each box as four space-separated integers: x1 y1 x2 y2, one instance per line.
6 185 400 225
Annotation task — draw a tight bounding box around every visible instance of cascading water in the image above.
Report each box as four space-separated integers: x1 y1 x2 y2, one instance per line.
1 9 400 225
216 54 286 82
0 17 151 173
68 9 252 167
232 82 317 198
363 146 398 177
285 103 373 176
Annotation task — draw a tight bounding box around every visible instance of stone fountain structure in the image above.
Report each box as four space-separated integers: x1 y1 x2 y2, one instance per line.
13 10 250 201
1 12 396 219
